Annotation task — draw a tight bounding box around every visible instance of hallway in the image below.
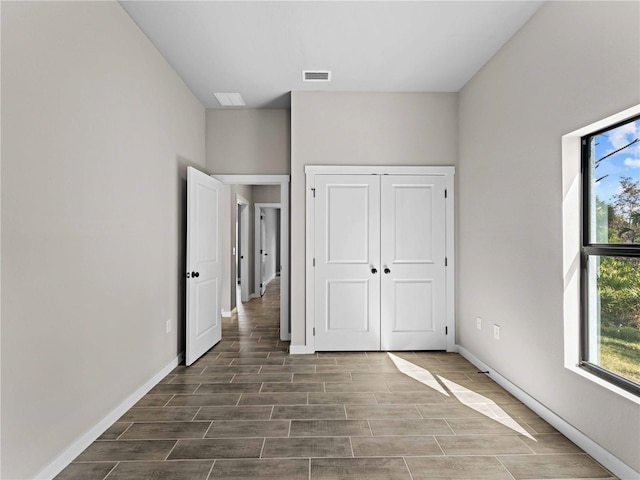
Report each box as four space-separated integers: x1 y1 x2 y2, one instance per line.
56 278 614 479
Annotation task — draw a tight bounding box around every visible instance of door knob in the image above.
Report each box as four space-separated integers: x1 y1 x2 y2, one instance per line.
371 267 378 274
192 272 200 278
384 267 391 274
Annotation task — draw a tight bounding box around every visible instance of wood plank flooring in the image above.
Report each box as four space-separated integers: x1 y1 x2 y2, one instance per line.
55 278 616 479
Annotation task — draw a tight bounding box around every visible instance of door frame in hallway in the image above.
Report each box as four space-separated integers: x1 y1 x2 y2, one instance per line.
214 174 290 341
236 195 250 303
255 203 281 297
304 165 455 353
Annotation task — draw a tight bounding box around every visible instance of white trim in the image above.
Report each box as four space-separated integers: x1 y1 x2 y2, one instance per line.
305 171 316 351
215 175 289 185
561 104 640 403
236 196 250 303
221 309 232 318
290 345 315 355
263 273 276 288
456 346 639 480
212 175 290 341
304 166 455 353
444 171 456 352
305 165 455 176
34 354 184 480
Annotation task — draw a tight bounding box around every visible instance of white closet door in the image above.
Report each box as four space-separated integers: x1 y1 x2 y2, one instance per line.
380 175 447 350
314 175 381 351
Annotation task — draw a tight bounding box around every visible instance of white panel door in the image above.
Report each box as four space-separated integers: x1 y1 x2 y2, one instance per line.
314 175 381 351
380 175 447 350
186 167 222 366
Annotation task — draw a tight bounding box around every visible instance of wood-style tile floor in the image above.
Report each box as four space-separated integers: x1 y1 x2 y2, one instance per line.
56 278 616 479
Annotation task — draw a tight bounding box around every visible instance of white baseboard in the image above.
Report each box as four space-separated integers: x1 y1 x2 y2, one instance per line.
221 309 232 318
263 273 276 288
456 345 639 480
289 344 314 355
35 353 184 480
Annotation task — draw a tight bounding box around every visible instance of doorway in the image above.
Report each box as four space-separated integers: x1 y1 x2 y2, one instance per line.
255 203 281 297
236 196 250 303
214 174 290 341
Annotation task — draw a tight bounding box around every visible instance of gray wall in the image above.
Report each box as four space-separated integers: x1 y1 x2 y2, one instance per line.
457 1 640 471
290 92 458 344
206 110 290 174
1 2 206 478
206 110 288 313
253 185 282 204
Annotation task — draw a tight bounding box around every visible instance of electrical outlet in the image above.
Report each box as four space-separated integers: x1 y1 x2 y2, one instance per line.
476 317 482 330
493 324 500 340
166 319 171 334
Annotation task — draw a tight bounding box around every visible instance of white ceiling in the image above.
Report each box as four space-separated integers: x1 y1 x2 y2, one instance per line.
120 1 544 109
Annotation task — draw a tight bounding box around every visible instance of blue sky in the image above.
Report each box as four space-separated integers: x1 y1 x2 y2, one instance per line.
591 118 640 204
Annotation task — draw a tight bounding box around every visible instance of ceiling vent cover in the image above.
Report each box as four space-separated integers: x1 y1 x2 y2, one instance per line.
303 70 331 82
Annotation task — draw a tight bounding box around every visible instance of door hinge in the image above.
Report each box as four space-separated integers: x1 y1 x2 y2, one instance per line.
446 326 448 335
313 327 316 336
445 257 448 266
444 189 448 198
313 258 315 267
311 188 316 198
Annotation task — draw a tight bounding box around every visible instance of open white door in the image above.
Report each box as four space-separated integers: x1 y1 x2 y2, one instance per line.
186 167 222 366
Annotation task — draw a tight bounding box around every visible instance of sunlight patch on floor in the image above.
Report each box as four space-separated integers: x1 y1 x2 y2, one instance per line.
436 375 535 440
387 352 535 440
387 353 449 396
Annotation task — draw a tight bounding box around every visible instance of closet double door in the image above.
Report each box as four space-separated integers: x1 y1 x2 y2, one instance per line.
314 174 448 351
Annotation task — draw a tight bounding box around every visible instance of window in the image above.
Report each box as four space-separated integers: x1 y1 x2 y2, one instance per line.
582 115 640 395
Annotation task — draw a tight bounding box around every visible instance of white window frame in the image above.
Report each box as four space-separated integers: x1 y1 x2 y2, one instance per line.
562 104 640 403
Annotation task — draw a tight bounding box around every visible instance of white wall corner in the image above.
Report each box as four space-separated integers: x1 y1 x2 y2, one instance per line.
456 345 640 480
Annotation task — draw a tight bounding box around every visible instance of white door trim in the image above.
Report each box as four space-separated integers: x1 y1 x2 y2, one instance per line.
236 195 250 303
213 174 290 342
304 166 455 353
254 203 281 297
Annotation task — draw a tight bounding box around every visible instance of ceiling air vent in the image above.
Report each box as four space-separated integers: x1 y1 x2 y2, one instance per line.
303 70 331 82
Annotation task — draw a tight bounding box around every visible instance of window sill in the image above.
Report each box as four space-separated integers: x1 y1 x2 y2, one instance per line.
566 363 640 404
